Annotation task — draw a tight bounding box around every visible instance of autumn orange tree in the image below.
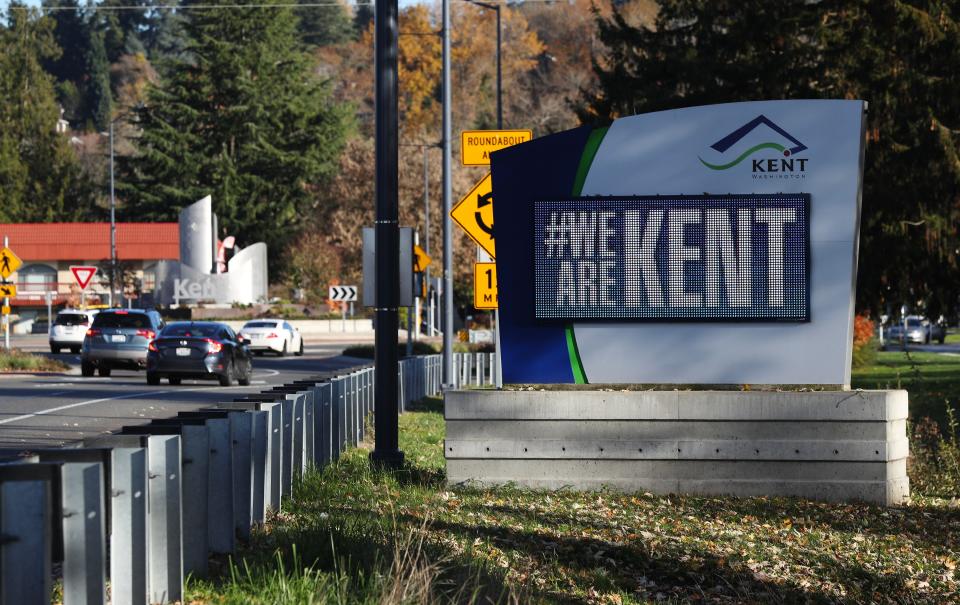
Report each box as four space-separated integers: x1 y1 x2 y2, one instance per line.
293 0 639 306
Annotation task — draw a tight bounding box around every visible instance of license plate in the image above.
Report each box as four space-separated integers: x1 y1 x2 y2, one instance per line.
110 335 126 343
176 347 191 356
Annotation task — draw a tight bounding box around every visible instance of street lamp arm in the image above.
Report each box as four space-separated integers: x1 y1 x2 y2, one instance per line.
462 0 499 10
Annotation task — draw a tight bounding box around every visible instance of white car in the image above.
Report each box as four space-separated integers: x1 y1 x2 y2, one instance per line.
239 320 304 356
50 309 98 354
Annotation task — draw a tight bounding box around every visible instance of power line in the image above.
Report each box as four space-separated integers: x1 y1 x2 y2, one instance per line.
7 0 566 12
10 2 372 11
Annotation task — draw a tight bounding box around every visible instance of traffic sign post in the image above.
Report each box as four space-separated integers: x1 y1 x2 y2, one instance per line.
328 286 358 302
474 263 497 309
329 285 358 333
450 173 495 259
413 244 432 273
461 129 532 166
0 246 22 280
71 266 99 310
1 237 17 349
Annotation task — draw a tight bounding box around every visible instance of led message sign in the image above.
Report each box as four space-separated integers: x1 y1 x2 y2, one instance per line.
534 194 809 321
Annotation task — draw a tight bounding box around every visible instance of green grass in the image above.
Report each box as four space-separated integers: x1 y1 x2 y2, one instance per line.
0 349 68 372
188 397 960 604
852 350 960 426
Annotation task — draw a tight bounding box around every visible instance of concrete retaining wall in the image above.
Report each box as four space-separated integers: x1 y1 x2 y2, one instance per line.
444 390 909 505
223 319 374 335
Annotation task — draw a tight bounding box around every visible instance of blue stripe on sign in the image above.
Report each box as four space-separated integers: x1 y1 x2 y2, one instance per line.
490 126 595 384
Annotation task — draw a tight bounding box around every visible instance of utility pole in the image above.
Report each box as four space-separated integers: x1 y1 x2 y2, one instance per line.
423 146 430 337
442 0 454 388
370 0 404 469
464 0 504 388
109 121 117 308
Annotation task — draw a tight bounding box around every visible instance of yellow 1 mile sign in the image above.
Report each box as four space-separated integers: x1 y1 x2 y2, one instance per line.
474 262 497 309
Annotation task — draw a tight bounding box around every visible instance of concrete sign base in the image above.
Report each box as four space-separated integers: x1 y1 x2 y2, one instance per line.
444 390 908 506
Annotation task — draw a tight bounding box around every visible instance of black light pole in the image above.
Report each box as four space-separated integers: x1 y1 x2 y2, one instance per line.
371 0 404 469
464 0 502 128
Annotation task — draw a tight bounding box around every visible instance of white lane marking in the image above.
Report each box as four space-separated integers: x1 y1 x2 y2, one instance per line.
254 369 280 377
0 383 262 426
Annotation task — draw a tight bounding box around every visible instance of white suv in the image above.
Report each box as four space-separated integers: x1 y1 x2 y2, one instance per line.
50 309 98 354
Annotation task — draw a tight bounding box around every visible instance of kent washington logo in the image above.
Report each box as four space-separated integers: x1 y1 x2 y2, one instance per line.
698 115 809 178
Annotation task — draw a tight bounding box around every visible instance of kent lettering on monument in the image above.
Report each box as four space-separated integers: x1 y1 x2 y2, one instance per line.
533 194 809 321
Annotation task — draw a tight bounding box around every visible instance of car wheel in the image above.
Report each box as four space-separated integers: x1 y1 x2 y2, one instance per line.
70 347 80 354
146 372 160 385
295 339 304 356
98 367 112 377
238 365 251 386
81 361 95 377
219 362 234 387
168 377 181 385
50 346 60 354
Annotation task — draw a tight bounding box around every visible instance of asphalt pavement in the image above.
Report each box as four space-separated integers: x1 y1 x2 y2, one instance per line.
0 333 372 449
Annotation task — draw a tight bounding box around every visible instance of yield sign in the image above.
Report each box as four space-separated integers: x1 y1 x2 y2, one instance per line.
70 265 98 290
450 173 495 259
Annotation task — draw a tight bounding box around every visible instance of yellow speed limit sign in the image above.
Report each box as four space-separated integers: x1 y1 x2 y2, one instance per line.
474 262 498 309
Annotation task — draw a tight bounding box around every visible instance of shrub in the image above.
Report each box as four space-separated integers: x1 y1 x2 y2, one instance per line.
909 403 960 498
852 314 878 368
342 341 438 359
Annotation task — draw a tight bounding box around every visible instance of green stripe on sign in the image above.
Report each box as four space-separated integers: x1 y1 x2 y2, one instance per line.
565 323 587 384
572 127 608 197
698 142 785 170
564 126 609 384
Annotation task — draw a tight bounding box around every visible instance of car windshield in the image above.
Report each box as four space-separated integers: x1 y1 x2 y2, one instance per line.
162 324 220 338
92 312 151 329
55 314 89 326
907 318 923 327
244 321 278 329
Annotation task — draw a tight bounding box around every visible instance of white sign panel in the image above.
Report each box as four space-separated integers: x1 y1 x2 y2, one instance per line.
569 100 864 385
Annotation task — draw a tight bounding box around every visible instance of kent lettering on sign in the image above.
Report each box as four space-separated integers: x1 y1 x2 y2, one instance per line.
534 195 808 321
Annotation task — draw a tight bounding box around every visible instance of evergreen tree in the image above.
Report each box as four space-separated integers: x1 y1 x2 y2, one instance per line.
296 0 353 47
580 0 960 318
85 27 112 131
0 6 99 222
119 0 352 268
97 0 159 62
353 4 373 36
41 0 88 89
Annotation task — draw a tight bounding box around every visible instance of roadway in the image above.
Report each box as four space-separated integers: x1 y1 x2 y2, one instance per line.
0 333 373 449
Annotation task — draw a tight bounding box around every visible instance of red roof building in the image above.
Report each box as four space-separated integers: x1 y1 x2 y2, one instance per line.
0 223 179 261
0 223 180 308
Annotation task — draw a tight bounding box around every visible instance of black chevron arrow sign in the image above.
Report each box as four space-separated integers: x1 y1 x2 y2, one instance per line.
328 285 358 302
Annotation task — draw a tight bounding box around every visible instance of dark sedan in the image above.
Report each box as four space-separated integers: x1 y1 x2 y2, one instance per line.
146 322 253 386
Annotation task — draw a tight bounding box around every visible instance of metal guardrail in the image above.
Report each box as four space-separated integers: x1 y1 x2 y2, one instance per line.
0 352 494 605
